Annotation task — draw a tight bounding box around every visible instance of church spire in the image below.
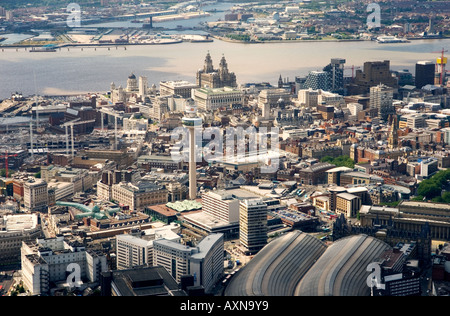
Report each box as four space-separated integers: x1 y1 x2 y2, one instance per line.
388 114 398 149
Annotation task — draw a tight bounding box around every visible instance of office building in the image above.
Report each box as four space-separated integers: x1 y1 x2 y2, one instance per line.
153 233 224 293
160 80 199 99
202 191 240 224
21 236 107 296
335 193 361 218
23 179 48 212
116 225 181 270
239 199 268 255
370 84 394 121
258 88 291 108
138 76 148 97
348 102 364 117
348 60 398 95
0 214 42 265
298 88 319 107
420 158 438 178
111 181 168 211
415 61 435 89
193 86 244 111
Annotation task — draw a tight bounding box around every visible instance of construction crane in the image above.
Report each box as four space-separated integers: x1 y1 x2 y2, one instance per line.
432 48 448 86
61 118 96 158
344 65 361 79
0 150 18 178
98 108 124 150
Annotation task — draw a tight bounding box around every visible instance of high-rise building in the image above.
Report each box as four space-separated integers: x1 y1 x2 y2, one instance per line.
239 199 268 255
138 76 148 97
370 84 394 121
196 53 237 89
415 61 435 89
304 71 331 91
323 58 346 94
202 191 240 224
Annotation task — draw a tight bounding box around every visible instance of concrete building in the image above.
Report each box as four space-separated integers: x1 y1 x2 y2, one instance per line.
239 199 268 255
420 158 438 178
0 214 42 265
348 60 398 95
348 103 364 117
258 88 291 108
111 181 168 211
160 80 199 99
153 233 224 293
193 86 244 111
298 88 319 107
138 76 148 97
47 181 74 202
21 236 107 296
335 192 361 218
23 179 48 212
116 224 181 270
202 191 240 224
370 84 394 121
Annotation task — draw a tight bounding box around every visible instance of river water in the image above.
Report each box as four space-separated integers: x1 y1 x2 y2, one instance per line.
0 0 448 100
0 38 448 100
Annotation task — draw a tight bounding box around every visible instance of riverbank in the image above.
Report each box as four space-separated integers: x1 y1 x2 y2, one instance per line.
213 35 366 44
212 34 450 44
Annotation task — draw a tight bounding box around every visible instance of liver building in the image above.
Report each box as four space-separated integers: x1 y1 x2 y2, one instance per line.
196 52 237 89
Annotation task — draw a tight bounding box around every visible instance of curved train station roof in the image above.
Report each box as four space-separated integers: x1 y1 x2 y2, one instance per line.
224 231 391 296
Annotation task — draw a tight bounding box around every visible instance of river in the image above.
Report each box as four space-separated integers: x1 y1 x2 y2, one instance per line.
0 37 448 100
0 0 448 100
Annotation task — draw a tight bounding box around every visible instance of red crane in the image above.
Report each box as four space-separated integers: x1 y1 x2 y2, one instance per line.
0 151 17 178
344 65 361 79
432 48 448 86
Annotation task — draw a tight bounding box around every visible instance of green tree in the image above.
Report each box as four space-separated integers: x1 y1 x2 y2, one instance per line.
320 155 355 168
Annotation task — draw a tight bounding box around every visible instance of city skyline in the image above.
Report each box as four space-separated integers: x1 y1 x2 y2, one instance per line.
0 0 449 302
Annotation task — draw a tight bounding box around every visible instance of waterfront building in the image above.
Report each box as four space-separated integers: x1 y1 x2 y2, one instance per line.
415 61 436 89
196 53 237 89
